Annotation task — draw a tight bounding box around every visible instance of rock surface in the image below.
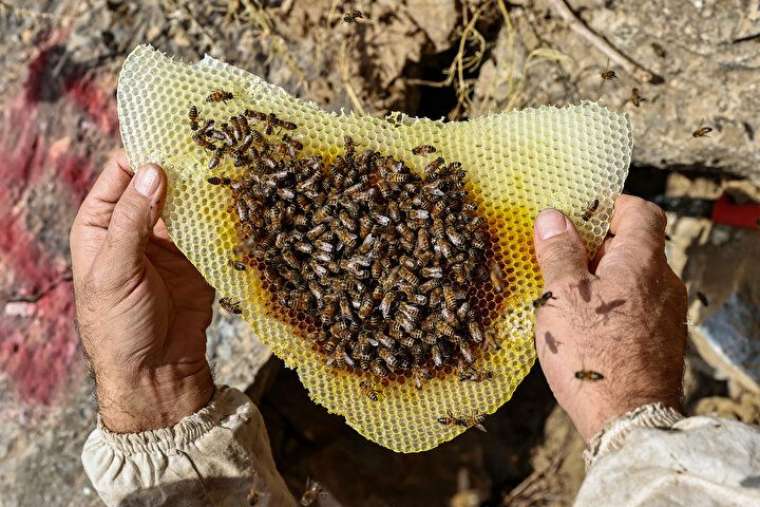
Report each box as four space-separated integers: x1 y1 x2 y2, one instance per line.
473 0 760 182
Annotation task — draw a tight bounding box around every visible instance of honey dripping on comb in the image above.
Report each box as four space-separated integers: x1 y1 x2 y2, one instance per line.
193 97 507 388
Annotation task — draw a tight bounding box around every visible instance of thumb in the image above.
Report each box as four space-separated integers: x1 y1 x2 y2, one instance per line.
533 209 589 286
102 164 166 269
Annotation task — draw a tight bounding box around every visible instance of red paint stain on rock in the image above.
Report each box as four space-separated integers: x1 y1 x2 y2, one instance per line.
1 33 117 405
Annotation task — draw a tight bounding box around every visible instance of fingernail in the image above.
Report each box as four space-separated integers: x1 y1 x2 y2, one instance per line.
536 209 569 240
134 165 159 197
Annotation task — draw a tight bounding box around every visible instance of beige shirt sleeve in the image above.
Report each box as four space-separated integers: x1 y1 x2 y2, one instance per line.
81 386 297 507
576 403 760 506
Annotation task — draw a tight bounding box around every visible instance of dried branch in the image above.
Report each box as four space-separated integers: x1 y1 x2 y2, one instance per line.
547 0 656 83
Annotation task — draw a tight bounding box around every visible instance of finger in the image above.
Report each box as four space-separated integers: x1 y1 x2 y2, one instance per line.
99 164 167 280
589 234 614 273
72 150 133 230
70 151 133 283
608 194 667 248
596 195 667 274
533 208 590 286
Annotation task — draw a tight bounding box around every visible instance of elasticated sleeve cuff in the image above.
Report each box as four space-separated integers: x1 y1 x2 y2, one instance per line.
583 402 684 469
82 385 297 507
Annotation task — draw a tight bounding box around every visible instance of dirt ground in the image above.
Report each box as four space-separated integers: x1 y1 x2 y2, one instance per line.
1 1 759 506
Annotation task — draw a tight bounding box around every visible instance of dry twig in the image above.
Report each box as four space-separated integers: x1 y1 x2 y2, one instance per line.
547 0 655 83
338 39 365 114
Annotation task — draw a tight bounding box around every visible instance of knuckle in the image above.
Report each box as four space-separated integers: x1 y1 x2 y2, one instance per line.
111 200 144 231
643 201 667 229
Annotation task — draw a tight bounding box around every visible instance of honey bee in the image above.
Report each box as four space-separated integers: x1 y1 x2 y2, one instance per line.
233 152 250 167
696 291 709 306
306 224 327 241
458 339 474 364
630 88 647 107
206 89 233 103
489 264 505 293
264 113 280 135
338 210 356 231
398 302 420 320
575 370 604 381
188 105 200 130
229 115 244 141
370 358 389 378
532 291 557 308
442 285 457 311
437 411 486 432
282 134 303 152
430 200 447 217
342 8 365 23
651 42 667 58
468 320 483 343
230 260 247 271
377 347 398 371
600 60 616 81
408 209 430 220
300 478 323 506
244 109 268 122
431 219 446 240
435 320 456 338
357 298 373 319
219 297 242 315
208 148 224 170
380 291 397 319
398 267 419 286
425 157 445 176
412 144 437 155
445 226 465 248
192 132 216 151
437 411 459 427
359 380 381 401
462 412 487 432
412 365 431 390
456 301 470 321
581 198 600 222
206 176 231 186
458 366 494 382
199 118 215 134
692 127 713 138
276 188 296 201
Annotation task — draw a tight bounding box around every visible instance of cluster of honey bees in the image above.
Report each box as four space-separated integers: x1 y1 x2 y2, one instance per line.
191 90 496 391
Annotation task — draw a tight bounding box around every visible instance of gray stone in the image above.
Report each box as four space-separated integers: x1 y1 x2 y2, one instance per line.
474 0 760 182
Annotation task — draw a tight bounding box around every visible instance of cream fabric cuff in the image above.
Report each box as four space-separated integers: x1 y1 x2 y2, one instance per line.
584 402 684 469
95 385 229 456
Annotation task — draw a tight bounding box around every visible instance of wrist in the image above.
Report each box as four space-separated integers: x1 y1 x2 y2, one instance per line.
96 362 215 433
577 393 682 442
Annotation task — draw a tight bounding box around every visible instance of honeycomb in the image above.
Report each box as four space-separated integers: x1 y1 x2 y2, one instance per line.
117 45 631 453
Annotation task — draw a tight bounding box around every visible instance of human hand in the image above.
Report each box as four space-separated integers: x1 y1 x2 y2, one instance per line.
70 150 215 433
532 195 687 441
